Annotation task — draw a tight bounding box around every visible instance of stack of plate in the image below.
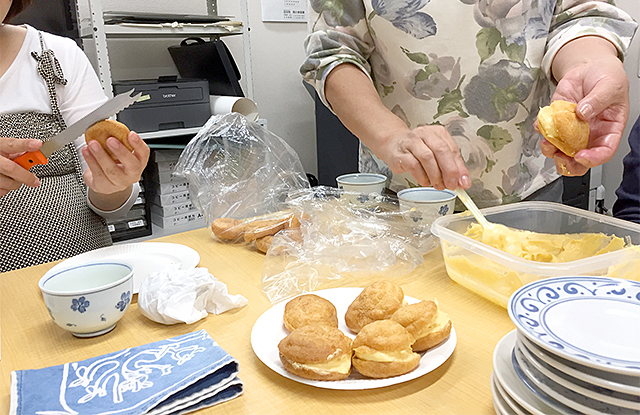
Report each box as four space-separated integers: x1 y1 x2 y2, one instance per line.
491 276 640 415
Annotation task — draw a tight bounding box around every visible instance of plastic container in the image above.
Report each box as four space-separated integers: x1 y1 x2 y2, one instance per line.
431 201 640 308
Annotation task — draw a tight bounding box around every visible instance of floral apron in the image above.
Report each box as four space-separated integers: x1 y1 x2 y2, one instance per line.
0 32 111 273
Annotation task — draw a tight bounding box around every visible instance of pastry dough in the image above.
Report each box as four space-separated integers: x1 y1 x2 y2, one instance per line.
351 320 420 378
537 100 589 157
283 294 339 332
278 324 352 381
345 280 404 333
85 119 132 159
391 300 452 352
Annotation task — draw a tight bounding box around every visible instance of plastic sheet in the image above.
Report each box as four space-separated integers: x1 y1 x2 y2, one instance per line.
260 187 439 304
174 113 310 235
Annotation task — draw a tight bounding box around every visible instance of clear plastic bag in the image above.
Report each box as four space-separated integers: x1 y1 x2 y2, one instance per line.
174 113 310 240
260 186 439 303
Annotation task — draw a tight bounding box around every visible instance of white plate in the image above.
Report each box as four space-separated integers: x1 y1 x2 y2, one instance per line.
517 333 640 396
508 276 640 376
515 338 640 410
250 287 456 390
492 372 529 415
492 373 515 415
493 330 572 415
512 342 634 415
45 242 200 293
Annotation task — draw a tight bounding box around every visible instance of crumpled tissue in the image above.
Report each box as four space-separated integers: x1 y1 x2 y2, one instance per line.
138 267 248 325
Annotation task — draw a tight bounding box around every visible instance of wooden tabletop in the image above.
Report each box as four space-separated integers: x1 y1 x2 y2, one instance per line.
0 227 516 414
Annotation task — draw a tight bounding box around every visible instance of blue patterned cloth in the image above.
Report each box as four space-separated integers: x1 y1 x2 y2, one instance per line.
10 330 243 415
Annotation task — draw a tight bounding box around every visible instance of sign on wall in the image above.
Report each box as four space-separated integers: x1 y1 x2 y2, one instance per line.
261 0 307 22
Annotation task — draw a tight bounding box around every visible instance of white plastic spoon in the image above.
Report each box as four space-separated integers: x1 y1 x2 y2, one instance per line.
453 188 493 229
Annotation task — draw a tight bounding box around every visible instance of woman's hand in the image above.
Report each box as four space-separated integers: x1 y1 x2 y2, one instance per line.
543 37 629 176
82 131 150 210
370 124 470 190
0 138 42 197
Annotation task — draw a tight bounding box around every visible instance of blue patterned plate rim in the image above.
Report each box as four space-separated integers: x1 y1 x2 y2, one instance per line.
507 276 640 376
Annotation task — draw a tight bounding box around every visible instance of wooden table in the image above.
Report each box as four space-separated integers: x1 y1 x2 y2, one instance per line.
1 227 516 414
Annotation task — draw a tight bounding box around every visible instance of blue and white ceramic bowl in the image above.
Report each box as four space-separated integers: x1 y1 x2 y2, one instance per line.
39 260 134 337
398 187 456 228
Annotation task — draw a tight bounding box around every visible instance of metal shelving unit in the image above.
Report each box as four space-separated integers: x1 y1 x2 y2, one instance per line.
76 0 249 240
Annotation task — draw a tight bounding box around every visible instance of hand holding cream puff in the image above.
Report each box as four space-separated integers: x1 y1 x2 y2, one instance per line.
537 100 589 157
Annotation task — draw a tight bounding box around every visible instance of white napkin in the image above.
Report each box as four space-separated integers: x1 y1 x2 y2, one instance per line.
138 267 248 325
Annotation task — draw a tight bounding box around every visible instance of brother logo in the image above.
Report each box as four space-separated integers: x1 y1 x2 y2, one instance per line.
163 93 177 99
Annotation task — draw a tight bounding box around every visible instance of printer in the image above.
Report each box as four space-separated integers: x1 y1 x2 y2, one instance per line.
113 77 211 133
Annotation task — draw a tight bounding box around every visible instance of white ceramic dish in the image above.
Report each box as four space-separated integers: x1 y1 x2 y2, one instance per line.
517 333 640 396
39 260 134 337
493 330 572 415
493 372 529 415
515 339 640 410
397 187 456 227
45 242 200 293
492 373 516 415
512 342 633 415
508 276 640 376
250 287 456 390
336 173 388 205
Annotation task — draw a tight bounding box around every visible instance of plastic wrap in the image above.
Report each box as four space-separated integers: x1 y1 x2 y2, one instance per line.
174 113 310 236
260 187 439 303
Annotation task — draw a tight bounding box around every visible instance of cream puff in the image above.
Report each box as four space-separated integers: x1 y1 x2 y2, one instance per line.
345 280 405 333
283 294 338 332
537 100 589 157
391 300 452 352
351 320 420 378
278 324 352 381
85 119 132 159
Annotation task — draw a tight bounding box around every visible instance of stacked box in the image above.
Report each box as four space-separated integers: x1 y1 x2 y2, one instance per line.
149 149 205 229
106 178 151 242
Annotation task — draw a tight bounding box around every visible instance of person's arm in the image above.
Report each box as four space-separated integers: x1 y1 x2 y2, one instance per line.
0 138 42 197
612 116 640 224
302 2 469 190
325 63 470 190
538 0 637 176
54 34 149 216
541 35 629 176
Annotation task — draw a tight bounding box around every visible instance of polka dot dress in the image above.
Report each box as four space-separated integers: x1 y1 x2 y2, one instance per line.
0 32 111 273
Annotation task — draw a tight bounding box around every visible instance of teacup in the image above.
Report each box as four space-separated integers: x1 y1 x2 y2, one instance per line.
39 260 134 337
336 173 387 205
398 187 456 228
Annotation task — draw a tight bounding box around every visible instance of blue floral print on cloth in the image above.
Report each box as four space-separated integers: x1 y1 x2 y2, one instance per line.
302 0 637 208
9 330 243 415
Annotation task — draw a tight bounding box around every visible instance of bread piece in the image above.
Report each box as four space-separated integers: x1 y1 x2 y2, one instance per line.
243 218 287 242
211 217 245 240
391 300 452 352
351 320 420 378
85 119 132 159
254 235 273 253
537 100 589 157
278 324 352 381
345 280 405 333
283 294 338 332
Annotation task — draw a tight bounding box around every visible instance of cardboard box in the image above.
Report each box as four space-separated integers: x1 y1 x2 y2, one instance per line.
150 181 189 195
151 200 198 217
151 211 204 228
151 190 191 206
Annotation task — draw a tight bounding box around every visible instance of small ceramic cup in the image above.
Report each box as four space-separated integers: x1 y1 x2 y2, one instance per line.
336 173 387 205
398 187 456 228
39 260 135 337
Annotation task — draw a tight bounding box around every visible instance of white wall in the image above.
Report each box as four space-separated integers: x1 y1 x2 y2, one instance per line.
218 0 317 176
602 0 640 211
78 0 317 176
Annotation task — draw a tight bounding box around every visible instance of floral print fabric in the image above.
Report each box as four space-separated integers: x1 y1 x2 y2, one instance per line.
301 0 636 208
